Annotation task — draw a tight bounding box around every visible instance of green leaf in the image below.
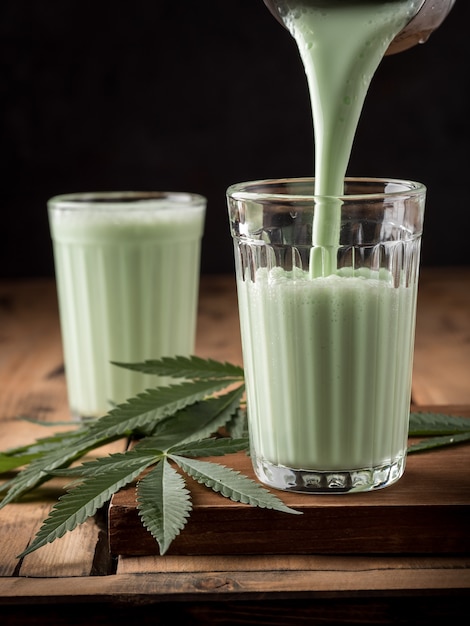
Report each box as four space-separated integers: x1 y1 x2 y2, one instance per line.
224 407 248 439
0 429 85 473
135 385 245 451
0 440 99 506
83 378 242 443
1 375 237 506
409 412 470 436
21 357 470 560
0 453 43 473
17 454 157 558
170 455 300 515
169 437 249 458
137 459 192 556
112 355 244 380
408 431 470 454
49 450 160 478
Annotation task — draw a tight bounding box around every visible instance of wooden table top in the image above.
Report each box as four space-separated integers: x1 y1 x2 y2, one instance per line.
1 267 469 625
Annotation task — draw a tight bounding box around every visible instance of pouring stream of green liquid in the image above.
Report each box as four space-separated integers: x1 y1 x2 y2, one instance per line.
276 0 422 277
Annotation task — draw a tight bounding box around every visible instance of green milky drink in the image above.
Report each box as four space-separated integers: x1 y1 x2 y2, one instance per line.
229 177 425 492
49 192 205 420
228 0 426 492
278 0 422 197
277 0 422 276
240 268 415 477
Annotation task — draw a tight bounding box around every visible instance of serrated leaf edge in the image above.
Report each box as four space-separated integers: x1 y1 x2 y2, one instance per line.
170 455 300 515
136 459 192 555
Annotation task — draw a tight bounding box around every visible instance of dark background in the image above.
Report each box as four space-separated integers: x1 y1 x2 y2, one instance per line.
1 0 468 277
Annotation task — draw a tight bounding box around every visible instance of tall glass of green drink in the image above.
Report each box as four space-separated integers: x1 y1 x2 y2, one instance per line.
48 191 206 421
227 177 425 493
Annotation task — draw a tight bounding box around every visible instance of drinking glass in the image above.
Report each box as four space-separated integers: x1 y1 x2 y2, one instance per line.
227 177 425 493
48 191 206 420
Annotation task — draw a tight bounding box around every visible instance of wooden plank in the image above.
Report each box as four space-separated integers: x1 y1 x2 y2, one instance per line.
0 280 101 576
413 266 470 405
116 552 470 576
0 279 71 439
0 503 51 576
109 406 470 557
0 283 73 529
0 478 102 577
196 274 242 366
0 466 117 577
0 279 121 577
1 558 469 601
17 516 102 578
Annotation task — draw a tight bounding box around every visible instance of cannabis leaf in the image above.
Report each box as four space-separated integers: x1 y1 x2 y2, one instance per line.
2 356 469 560
170 455 300 514
112 355 244 379
0 365 245 506
407 431 470 453
409 412 470 435
137 386 245 450
137 459 192 556
0 356 298 559
168 436 249 458
0 429 87 474
82 378 243 441
408 411 470 453
19 452 158 557
0 437 103 507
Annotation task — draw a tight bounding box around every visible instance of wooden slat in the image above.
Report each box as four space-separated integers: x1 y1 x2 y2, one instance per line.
0 281 65 410
196 274 243 366
0 463 119 577
116 552 470 576
0 280 124 577
1 557 469 600
413 267 470 405
0 502 51 576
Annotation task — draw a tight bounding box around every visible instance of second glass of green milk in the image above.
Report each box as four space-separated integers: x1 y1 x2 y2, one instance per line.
48 191 206 421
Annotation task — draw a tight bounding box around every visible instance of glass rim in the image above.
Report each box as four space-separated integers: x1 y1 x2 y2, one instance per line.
48 191 207 211
226 177 426 202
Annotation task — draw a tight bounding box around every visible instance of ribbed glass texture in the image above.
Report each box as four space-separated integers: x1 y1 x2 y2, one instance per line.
48 191 205 420
228 178 425 493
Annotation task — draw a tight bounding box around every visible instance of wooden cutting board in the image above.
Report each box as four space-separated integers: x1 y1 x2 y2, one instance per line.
108 407 470 557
